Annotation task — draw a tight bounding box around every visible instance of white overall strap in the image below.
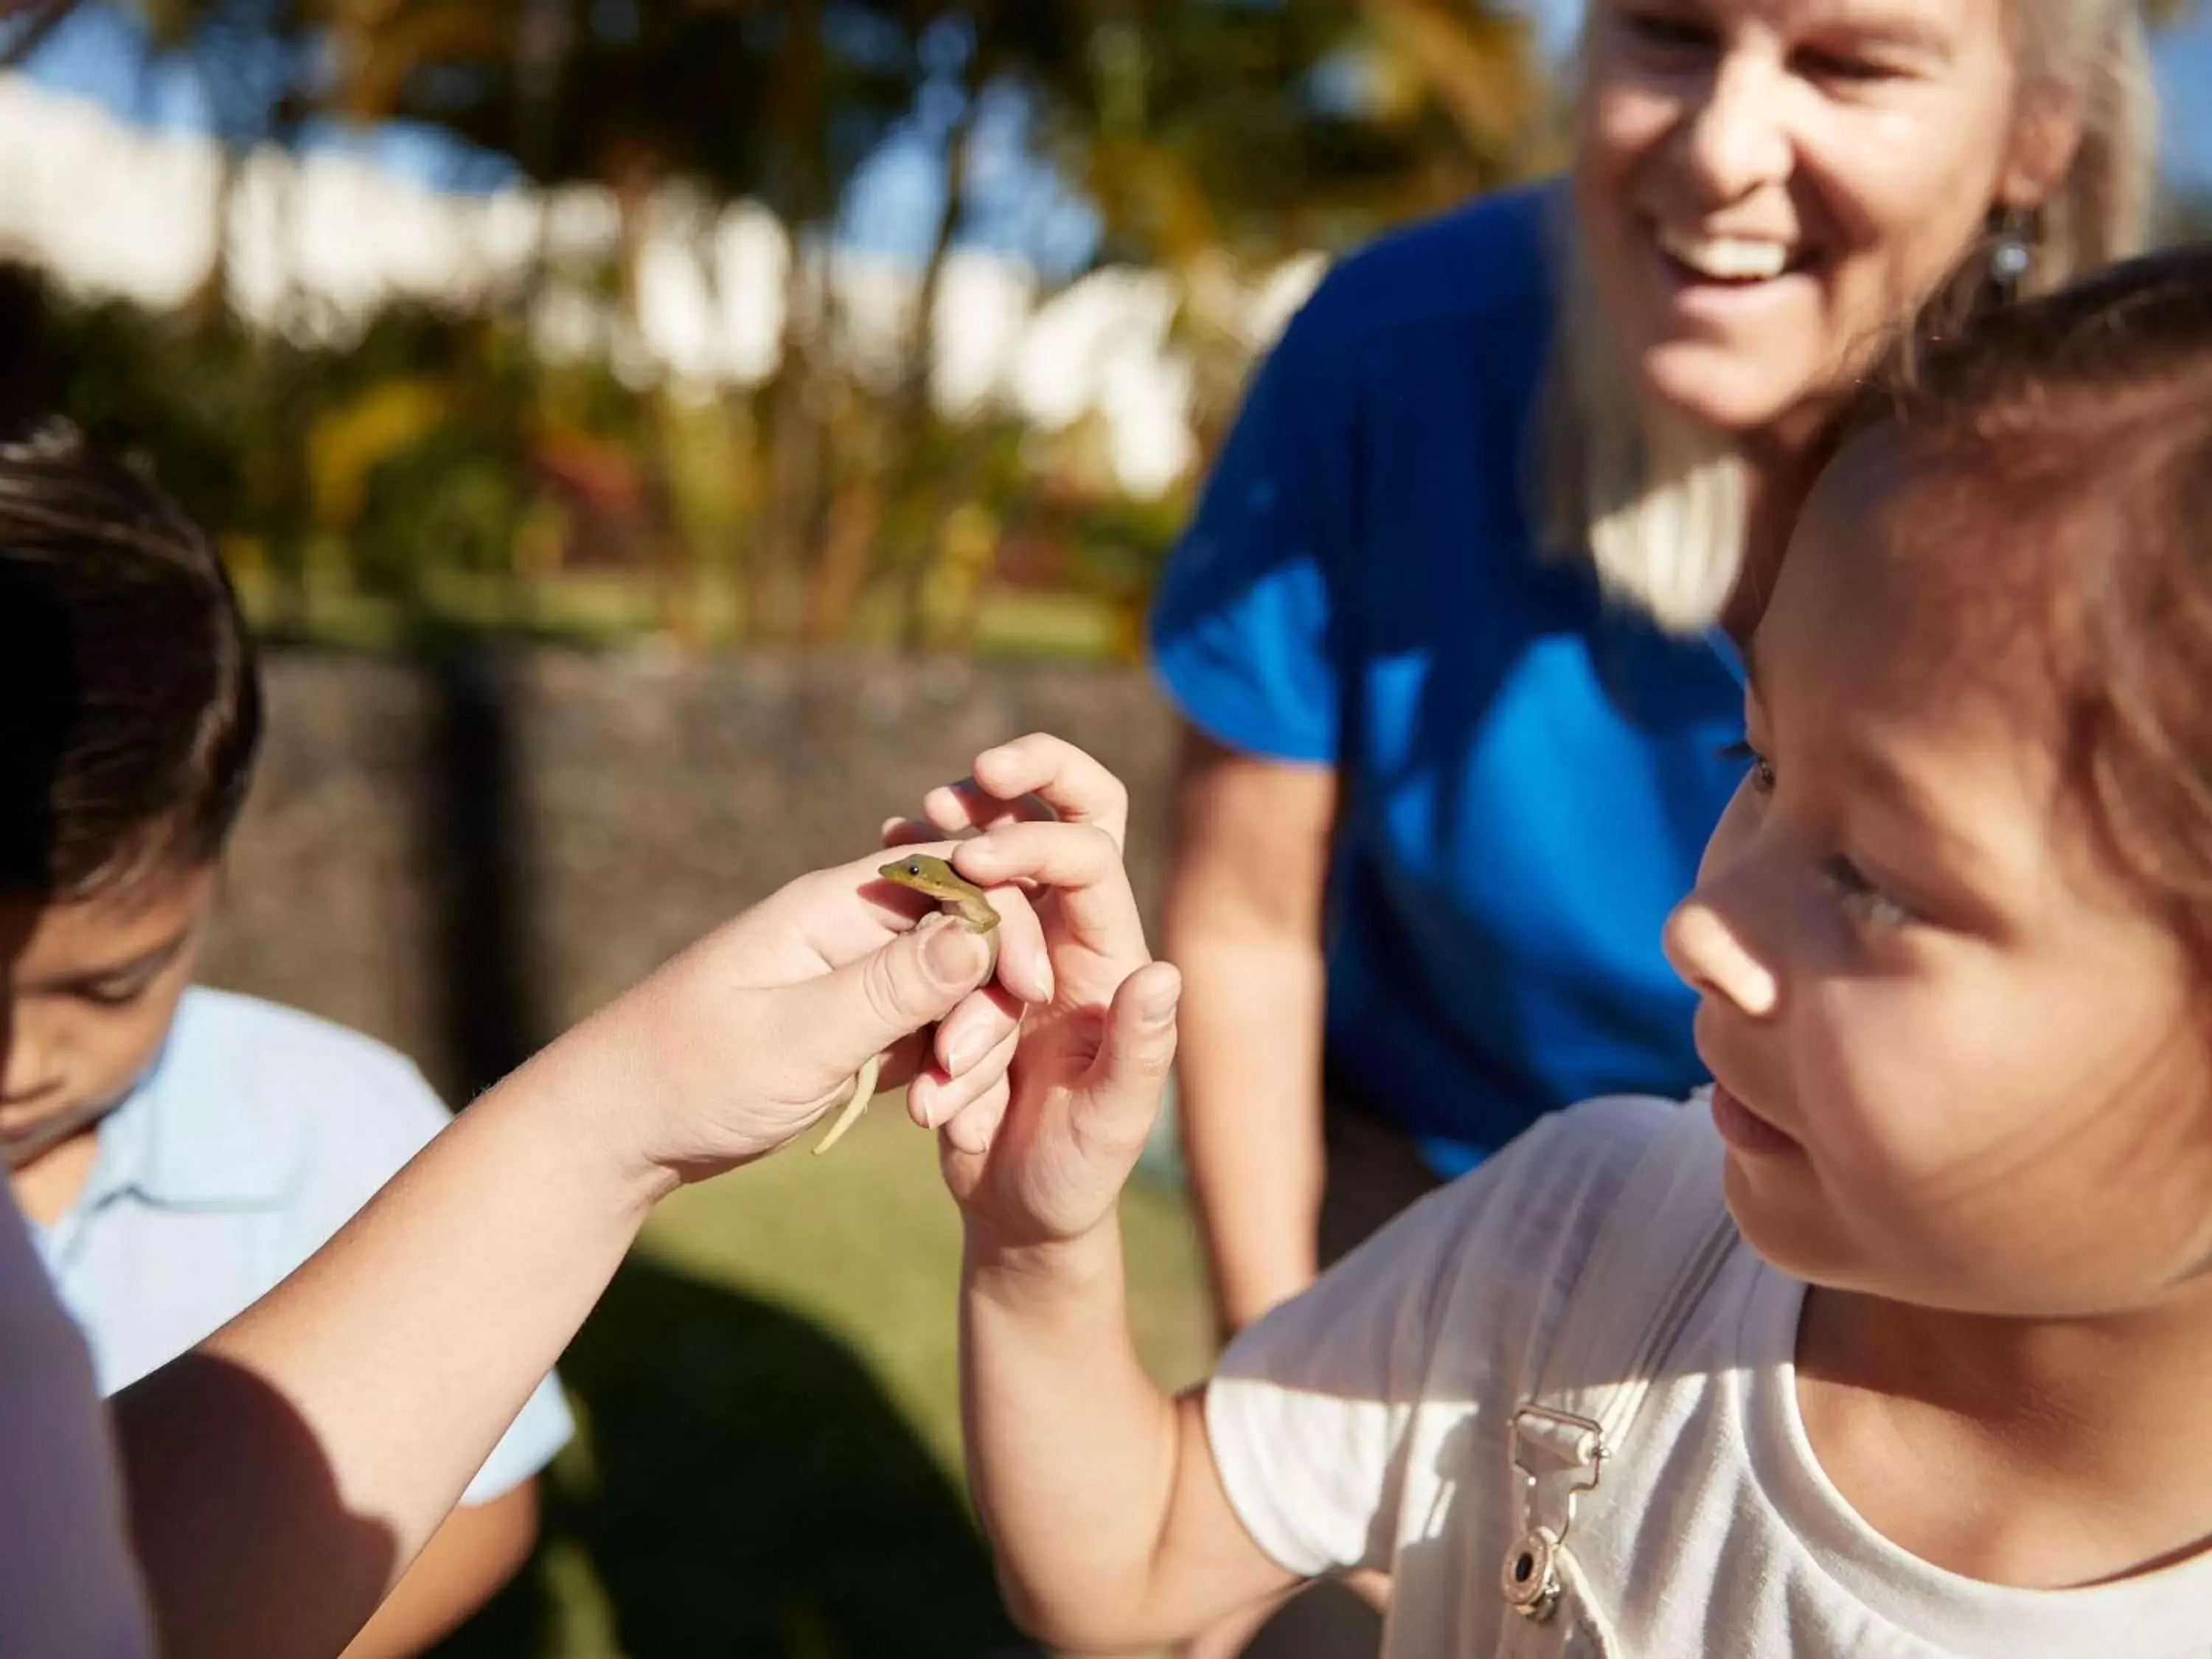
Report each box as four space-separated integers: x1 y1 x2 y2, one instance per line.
1497 1094 1739 1652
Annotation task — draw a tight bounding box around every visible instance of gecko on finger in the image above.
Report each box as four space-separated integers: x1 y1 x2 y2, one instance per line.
813 853 1003 1155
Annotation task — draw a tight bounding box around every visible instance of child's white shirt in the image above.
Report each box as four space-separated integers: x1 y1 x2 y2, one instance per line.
1206 1095 2212 1658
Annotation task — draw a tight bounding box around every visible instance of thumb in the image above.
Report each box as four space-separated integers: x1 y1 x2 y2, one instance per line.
777 916 997 1087
1069 961 1182 1161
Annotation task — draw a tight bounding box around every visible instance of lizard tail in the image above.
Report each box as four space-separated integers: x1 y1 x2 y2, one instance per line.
811 1051 883 1157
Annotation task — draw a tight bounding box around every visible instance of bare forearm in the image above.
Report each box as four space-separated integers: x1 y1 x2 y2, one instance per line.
962 1222 1206 1651
338 1484 539 1659
1161 728 1334 1339
1172 937 1328 1335
114 1029 662 1659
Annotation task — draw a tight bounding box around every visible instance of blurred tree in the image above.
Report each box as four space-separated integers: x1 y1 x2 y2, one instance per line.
15 0 1551 654
1032 0 1536 273
2163 183 2212 243
335 2 1537 644
1005 0 1543 530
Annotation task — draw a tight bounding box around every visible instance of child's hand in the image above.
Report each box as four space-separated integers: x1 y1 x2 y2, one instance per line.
539 840 1057 1189
886 736 1182 1248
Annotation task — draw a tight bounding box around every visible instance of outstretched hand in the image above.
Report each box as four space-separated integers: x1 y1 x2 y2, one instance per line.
556 838 1054 1187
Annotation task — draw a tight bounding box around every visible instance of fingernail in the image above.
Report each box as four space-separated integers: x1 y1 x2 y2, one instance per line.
945 1029 984 1075
925 920 990 984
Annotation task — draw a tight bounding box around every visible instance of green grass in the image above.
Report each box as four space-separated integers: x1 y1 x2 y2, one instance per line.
235 568 1146 664
437 1098 1214 1659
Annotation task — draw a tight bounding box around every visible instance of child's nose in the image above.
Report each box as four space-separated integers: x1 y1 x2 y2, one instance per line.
0 1021 58 1102
1663 894 1778 1018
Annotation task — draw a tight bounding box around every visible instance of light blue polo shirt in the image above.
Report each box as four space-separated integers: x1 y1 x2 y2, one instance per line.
32 986 573 1506
1150 180 1747 1178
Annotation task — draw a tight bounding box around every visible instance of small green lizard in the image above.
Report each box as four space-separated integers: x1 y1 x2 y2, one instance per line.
813 853 1002 1156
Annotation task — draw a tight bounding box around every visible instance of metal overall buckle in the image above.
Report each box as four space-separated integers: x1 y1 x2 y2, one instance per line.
1500 1405 1606 1624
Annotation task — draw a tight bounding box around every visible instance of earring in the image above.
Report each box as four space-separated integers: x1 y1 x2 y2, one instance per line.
1988 205 2037 301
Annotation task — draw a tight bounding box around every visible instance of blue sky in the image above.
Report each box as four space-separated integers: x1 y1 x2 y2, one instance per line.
10 0 2210 278
2157 9 2212 186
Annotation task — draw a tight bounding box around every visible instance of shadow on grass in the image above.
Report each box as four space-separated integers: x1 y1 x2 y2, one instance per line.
438 1254 1037 1659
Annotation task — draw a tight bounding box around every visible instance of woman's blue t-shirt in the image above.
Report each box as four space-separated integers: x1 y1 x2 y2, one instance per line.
1149 182 1747 1178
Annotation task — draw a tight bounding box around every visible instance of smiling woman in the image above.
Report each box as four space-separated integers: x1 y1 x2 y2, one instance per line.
1147 4 2157 1654
1557 0 2151 630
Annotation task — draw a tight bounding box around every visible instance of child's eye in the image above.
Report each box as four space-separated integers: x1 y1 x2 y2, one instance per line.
77 975 156 1009
1820 855 1912 930
1717 740 1775 795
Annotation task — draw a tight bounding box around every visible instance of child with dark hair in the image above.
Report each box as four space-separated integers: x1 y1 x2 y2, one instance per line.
940 246 2212 1656
0 421 570 1657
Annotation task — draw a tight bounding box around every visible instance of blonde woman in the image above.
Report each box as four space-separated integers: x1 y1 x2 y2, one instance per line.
1150 1 2154 1649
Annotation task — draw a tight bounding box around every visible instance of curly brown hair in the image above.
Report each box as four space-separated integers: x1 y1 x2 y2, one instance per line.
1847 246 2212 936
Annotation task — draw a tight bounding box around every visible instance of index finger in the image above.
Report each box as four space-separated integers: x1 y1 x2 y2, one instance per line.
952 821 1149 972
924 733 1130 852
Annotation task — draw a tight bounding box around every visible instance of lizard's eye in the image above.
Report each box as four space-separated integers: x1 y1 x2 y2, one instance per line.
905 860 923 876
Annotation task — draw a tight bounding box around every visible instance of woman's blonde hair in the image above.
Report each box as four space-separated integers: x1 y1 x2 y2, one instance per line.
1540 0 2158 633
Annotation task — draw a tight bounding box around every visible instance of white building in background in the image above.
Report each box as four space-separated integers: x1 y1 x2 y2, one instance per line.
0 71 1324 498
